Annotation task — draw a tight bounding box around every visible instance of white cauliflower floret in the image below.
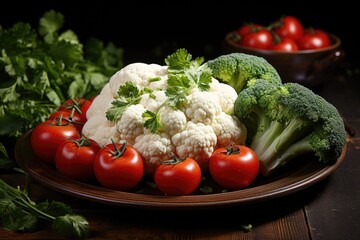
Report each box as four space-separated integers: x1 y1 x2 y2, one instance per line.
84 50 251 177
139 90 166 112
159 106 187 137
172 122 217 171
116 104 146 145
210 79 238 114
133 133 175 176
86 84 114 119
109 63 164 96
82 115 120 147
211 112 247 147
183 91 222 125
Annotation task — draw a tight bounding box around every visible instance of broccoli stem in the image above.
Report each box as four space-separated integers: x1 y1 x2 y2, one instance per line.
251 120 285 156
229 72 247 93
260 135 314 176
252 118 313 176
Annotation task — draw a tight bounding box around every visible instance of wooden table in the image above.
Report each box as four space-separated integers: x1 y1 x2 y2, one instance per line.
1 64 359 240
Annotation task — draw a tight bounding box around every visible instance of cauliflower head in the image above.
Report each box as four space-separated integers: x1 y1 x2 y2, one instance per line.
82 48 247 176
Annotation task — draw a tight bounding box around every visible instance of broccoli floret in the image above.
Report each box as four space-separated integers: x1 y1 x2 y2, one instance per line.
234 79 347 176
206 53 282 93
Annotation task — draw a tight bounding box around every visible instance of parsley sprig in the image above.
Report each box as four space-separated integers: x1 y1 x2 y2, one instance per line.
146 48 213 133
0 177 90 238
105 48 213 134
0 10 123 138
106 81 142 121
0 143 90 238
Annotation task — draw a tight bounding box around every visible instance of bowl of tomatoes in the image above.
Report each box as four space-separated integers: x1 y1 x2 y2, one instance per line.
223 15 344 87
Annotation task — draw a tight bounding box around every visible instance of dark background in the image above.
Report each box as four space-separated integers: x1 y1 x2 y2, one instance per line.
0 1 358 64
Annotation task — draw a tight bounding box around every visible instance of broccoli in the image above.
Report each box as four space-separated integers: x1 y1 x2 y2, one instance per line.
234 79 347 176
206 53 282 93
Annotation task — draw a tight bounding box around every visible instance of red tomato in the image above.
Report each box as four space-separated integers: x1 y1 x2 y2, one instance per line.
297 29 331 50
93 141 144 191
237 23 262 36
239 29 273 49
55 138 101 182
270 37 299 52
49 110 84 132
154 155 201 196
58 98 92 123
273 15 304 40
31 119 81 163
209 145 259 190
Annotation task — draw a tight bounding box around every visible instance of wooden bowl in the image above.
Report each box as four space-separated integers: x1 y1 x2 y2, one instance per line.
223 31 345 87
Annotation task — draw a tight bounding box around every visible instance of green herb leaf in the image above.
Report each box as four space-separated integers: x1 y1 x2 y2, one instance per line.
165 48 192 73
0 200 38 231
199 185 214 194
149 77 161 82
165 86 189 108
37 200 73 217
0 177 90 238
84 38 123 76
58 30 79 43
0 23 37 52
38 10 64 43
47 40 83 67
68 78 88 99
117 81 140 98
52 214 90 238
240 223 253 232
165 74 191 108
0 10 123 138
142 110 161 133
163 48 212 110
185 64 212 92
106 82 141 121
106 98 129 121
167 73 192 89
0 143 15 169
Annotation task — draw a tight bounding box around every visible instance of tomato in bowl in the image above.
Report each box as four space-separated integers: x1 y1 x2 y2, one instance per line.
223 31 344 87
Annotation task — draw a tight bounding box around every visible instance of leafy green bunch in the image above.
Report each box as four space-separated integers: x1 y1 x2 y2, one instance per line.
0 10 123 137
0 177 90 238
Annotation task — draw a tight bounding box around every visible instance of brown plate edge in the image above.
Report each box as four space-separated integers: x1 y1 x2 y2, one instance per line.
14 130 348 210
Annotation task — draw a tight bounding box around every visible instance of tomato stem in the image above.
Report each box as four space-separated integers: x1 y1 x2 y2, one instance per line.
52 114 70 126
162 153 185 165
110 138 127 158
225 144 240 155
54 109 84 128
75 137 92 147
64 98 83 114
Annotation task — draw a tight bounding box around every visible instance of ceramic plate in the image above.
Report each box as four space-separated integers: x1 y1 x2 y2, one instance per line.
15 130 347 210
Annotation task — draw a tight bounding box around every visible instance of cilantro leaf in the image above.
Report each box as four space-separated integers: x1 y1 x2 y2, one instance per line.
165 48 192 73
165 86 189 108
0 22 37 52
52 214 90 238
185 64 213 92
106 98 130 121
117 81 140 98
37 200 73 217
84 38 123 76
142 110 162 133
0 143 16 169
106 82 141 121
0 177 90 238
38 10 64 43
0 10 123 138
0 200 38 231
163 48 212 109
47 40 83 67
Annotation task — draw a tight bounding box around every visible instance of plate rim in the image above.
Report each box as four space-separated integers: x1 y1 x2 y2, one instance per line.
15 130 347 210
